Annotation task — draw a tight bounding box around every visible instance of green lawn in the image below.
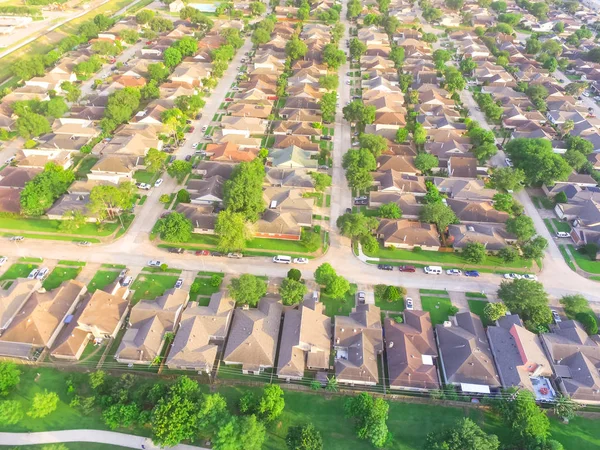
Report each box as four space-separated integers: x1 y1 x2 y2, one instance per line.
543 218 555 234
87 270 120 293
133 170 160 185
130 274 179 303
366 246 532 270
320 284 357 317
18 257 43 262
375 287 405 311
0 263 38 281
43 267 82 290
181 231 321 254
192 275 223 298
466 292 487 299
0 217 118 236
468 299 492 326
101 264 126 269
419 289 449 296
568 245 600 274
421 296 454 325
75 156 99 179
58 260 86 267
558 245 577 272
552 219 571 233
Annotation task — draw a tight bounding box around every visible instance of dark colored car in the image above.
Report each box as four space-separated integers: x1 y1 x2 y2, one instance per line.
464 270 480 277
398 265 416 272
168 247 184 254
185 155 192 161
211 251 223 257
321 135 332 141
345 208 352 214
377 264 393 271
354 199 368 206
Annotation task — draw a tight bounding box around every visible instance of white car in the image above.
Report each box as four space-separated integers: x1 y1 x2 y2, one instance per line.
5 156 15 164
27 269 39 279
192 142 199 149
175 278 183 289
138 183 151 190
9 236 24 241
154 178 163 188
148 260 161 267
504 273 522 280
552 310 562 324
583 91 591 97
357 291 366 304
505 158 513 167
522 274 538 281
36 267 49 280
0 257 6 266
293 257 309 264
201 125 208 132
446 269 462 276
556 231 570 238
405 297 414 310
120 276 133 287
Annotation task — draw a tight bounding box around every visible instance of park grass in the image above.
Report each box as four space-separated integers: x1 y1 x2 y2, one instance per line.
419 289 449 296
0 217 118 236
421 296 454 325
568 244 600 274
130 273 179 303
320 284 357 317
87 270 120 293
43 267 81 290
468 299 492 326
552 219 571 233
58 260 86 267
0 263 38 281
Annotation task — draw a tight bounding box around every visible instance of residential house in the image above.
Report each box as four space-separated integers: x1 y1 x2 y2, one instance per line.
372 170 428 196
447 198 510 224
448 223 516 252
220 117 267 137
377 219 441 251
206 142 258 162
0 278 42 331
257 187 314 240
175 204 216 234
187 176 226 206
269 146 318 169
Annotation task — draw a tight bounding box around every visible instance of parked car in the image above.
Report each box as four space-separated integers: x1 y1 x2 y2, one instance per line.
354 199 368 206
185 155 192 161
505 158 513 167
119 269 129 278
446 269 462 276
138 183 151 190
187 126 195 133
357 291 366 304
227 252 243 259
398 265 416 272
36 268 49 280
192 142 200 149
168 247 184 254
552 310 562 324
9 236 24 241
504 273 522 280
27 269 39 279
378 264 393 271
195 250 210 256
354 196 368 201
201 125 208 132
556 231 570 238
406 297 414 310
148 260 161 267
5 156 15 164
154 178 163 188
293 257 308 264
522 274 538 281
78 241 91 247
0 257 6 266
464 270 480 277
175 278 184 289
120 276 133 287
321 135 332 141
211 251 224 257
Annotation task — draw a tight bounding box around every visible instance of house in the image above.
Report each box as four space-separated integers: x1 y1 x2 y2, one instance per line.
0 280 87 360
334 304 383 386
171 62 212 86
273 135 320 153
372 171 428 196
222 296 283 375
169 0 185 12
541 320 600 403
115 289 188 365
277 297 331 381
46 193 94 221
384 312 440 391
228 102 273 119
368 192 423 219
175 204 216 234
207 142 258 162
436 312 501 394
448 156 478 178
265 168 315 188
187 176 226 206
220 117 267 137
448 224 517 252
51 282 130 360
434 178 496 202
447 199 510 224
487 315 554 399
377 219 441 251
269 146 318 169
167 292 235 373
0 278 42 331
256 187 314 241
87 156 138 184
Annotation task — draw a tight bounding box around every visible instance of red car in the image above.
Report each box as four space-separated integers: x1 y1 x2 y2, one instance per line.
398 265 416 272
225 97 234 102
187 126 195 133
195 250 210 256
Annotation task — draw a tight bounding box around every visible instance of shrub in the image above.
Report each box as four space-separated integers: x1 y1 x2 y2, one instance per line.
391 314 403 323
413 246 422 252
555 191 568 203
448 305 459 316
576 311 598 335
24 139 37 149
287 268 302 281
210 274 222 287
583 243 599 259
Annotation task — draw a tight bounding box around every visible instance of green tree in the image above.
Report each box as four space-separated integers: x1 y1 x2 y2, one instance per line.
257 384 285 422
383 285 401 303
135 9 154 24
156 212 192 243
445 0 464 9
322 43 346 69
498 246 518 263
215 210 251 253
415 153 438 173
496 390 549 448
463 242 487 264
327 275 350 299
459 57 477 75
214 414 266 450
287 268 301 281
27 390 59 418
229 274 267 306
491 167 525 192
413 123 427 146
286 423 323 450
566 135 594 155
319 75 339 91
16 112 51 138
473 143 497 164
319 91 337 123
359 134 387 157
560 294 591 319
60 81 81 103
498 279 552 331
576 311 598 335
433 49 452 69
420 202 458 232
553 395 581 421
522 236 548 260
336 213 379 239
224 159 265 221
423 182 444 204
444 66 466 92
492 193 514 212
350 38 367 61
279 278 308 306
167 160 192 183
345 393 390 448
148 62 171 83
425 418 499 450
396 127 409 143
21 164 75 216
484 302 508 323
286 36 308 60
343 101 376 125
310 172 332 192
525 37 542 54
252 28 270 45
0 362 20 396
0 400 23 425
506 215 536 241
315 263 336 285
59 210 88 233
378 203 402 219
490 0 507 11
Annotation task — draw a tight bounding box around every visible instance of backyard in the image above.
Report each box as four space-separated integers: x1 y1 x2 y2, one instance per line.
43 267 82 290
130 274 179 303
191 272 224 304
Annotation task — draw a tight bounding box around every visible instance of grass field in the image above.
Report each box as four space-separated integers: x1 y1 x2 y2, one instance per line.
320 284 357 317
421 296 454 325
43 267 81 290
468 299 492 326
87 270 120 293
0 217 118 236
419 289 449 295
130 273 179 303
75 156 99 179
568 245 600 274
552 219 571 233
0 263 38 281
191 274 223 299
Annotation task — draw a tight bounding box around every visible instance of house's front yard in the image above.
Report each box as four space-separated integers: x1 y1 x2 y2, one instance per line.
468 299 492 326
568 245 600 274
0 263 39 282
87 270 121 293
0 217 119 237
420 295 454 325
320 284 357 317
130 274 179 303
43 267 82 290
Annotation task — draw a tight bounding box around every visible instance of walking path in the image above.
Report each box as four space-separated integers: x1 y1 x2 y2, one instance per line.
0 430 207 450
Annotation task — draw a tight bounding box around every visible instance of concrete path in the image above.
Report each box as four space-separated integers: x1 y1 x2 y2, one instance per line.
0 430 207 449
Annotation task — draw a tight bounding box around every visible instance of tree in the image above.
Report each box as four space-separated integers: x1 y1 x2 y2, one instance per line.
349 38 367 62
444 66 466 92
224 159 265 222
252 28 270 45
553 395 581 422
564 82 589 97
59 210 87 233
359 134 386 157
229 274 267 306
576 311 598 335
420 202 458 232
286 423 323 450
413 123 427 146
343 101 375 125
286 36 308 60
60 81 81 103
506 215 536 241
492 193 514 213
345 393 390 448
498 279 552 331
319 91 337 123
433 49 452 69
396 127 409 143
564 150 587 171
491 167 525 192
525 37 542 54
566 135 594 155
310 172 332 192
89 182 136 222
560 294 591 319
214 415 266 450
287 268 301 281
496 390 549 448
361 234 379 254
347 0 361 18
101 87 141 133
135 9 154 24
322 44 346 69
522 236 548 260
279 278 308 306
319 75 339 91
0 362 20 396
163 47 183 68
16 112 51 138
156 212 192 243
383 286 401 303
215 210 251 253
463 242 487 264
425 418 499 450
120 29 139 45
459 57 477 75
103 403 140 430
27 390 59 418
336 213 379 239
167 160 192 183
328 275 351 299
423 182 444 204
445 0 464 9
473 143 497 164
484 302 508 323
21 164 75 216
249 1 266 16
490 0 507 11
422 7 443 22
257 384 285 422
505 138 571 186
378 203 402 219
415 153 438 173
541 39 562 57
315 263 337 286
0 400 23 425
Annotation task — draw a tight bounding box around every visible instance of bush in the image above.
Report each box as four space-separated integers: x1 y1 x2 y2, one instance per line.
583 243 599 259
210 274 222 287
287 268 301 281
413 246 422 252
24 139 37 149
555 191 568 204
576 311 598 335
448 305 459 316
391 314 403 323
